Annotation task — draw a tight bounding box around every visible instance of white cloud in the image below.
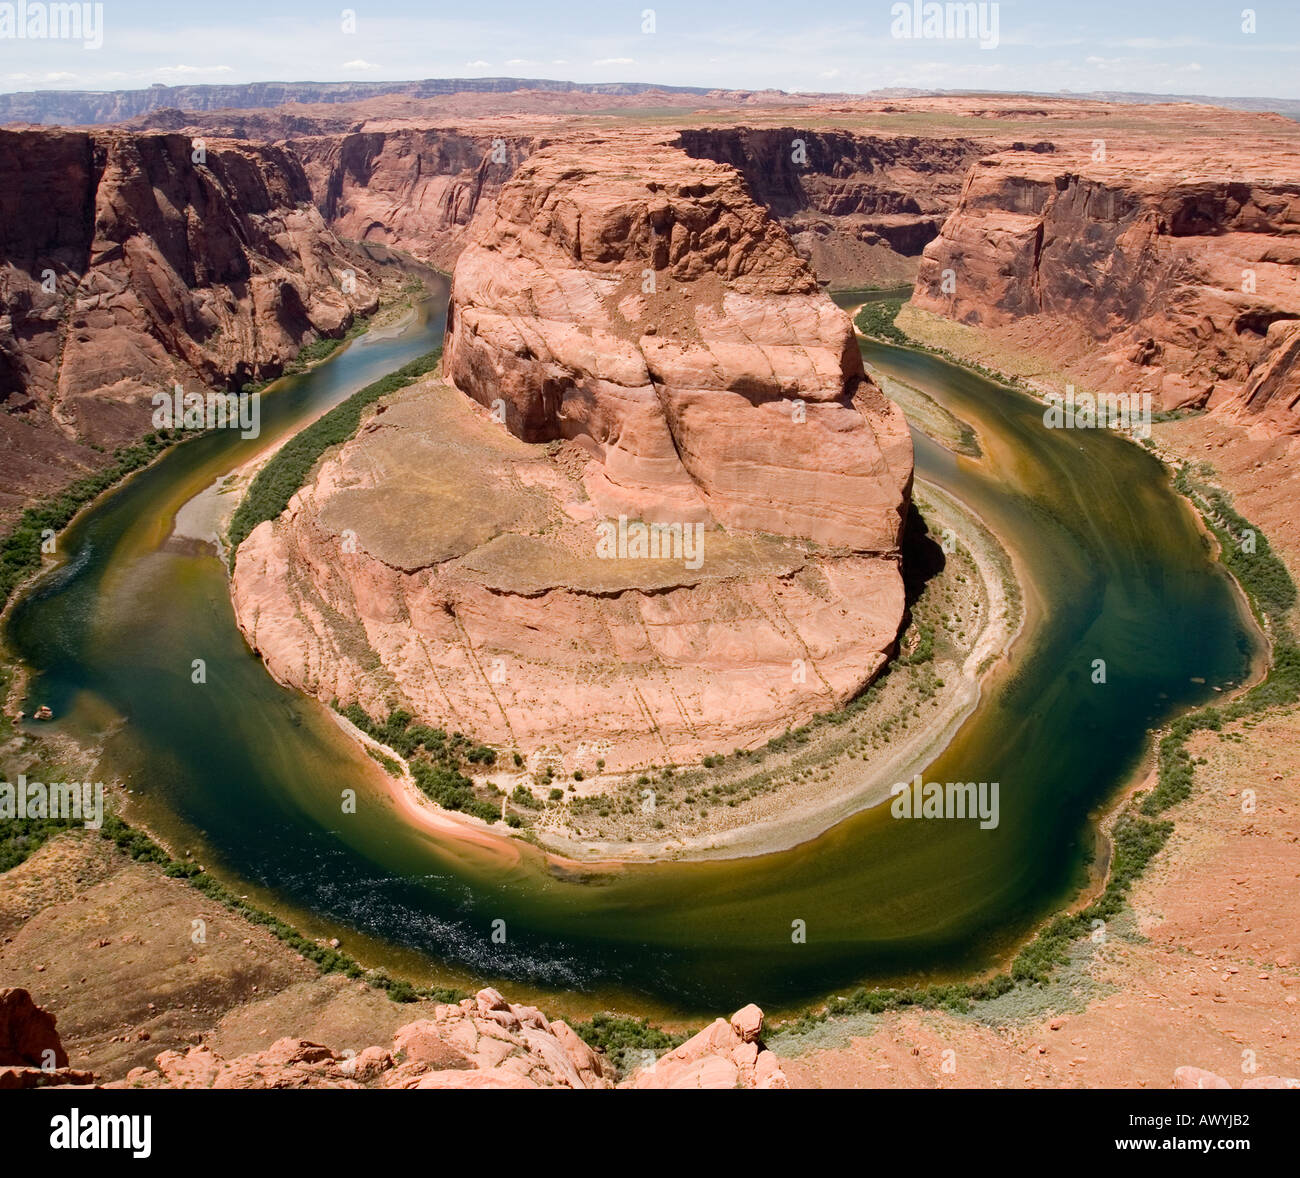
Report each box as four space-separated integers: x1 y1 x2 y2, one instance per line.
154 64 234 76
342 59 380 71
464 60 491 68
593 57 634 66
1114 37 1205 50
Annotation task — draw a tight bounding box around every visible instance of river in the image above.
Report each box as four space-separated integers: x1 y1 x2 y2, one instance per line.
2 282 1259 1020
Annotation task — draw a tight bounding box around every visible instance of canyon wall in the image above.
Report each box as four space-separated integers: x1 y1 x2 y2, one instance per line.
912 146 1300 433
291 124 996 287
292 130 542 271
232 141 913 771
0 129 378 526
677 127 1010 286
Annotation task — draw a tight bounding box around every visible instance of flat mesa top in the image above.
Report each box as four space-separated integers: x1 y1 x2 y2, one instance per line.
313 379 812 591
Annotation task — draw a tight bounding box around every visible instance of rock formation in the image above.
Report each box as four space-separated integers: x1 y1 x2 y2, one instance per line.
289 124 995 287
115 987 614 1090
0 987 92 1088
1173 1065 1299 1089
8 93 1298 534
912 142 1300 434
444 142 912 547
0 128 378 526
232 141 912 771
293 129 540 271
620 1001 788 1089
107 989 785 1090
677 127 1003 287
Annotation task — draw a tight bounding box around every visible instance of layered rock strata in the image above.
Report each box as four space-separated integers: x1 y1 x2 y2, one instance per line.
291 125 999 285
232 142 912 771
677 127 1006 287
0 129 378 526
912 143 1300 434
293 129 541 272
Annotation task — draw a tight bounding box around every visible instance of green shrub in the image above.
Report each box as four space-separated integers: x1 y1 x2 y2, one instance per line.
573 1013 685 1078
337 702 500 823
853 298 908 344
510 783 541 810
1 430 179 608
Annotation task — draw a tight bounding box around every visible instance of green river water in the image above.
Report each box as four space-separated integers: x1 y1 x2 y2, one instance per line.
2 283 1259 1019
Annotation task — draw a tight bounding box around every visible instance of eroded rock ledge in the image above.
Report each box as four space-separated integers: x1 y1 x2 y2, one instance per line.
232 141 912 772
0 128 380 527
100 989 787 1090
912 142 1300 434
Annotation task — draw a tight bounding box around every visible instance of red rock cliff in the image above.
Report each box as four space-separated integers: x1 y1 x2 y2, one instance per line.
0 128 378 525
913 144 1300 434
292 128 540 272
444 140 913 551
232 140 913 773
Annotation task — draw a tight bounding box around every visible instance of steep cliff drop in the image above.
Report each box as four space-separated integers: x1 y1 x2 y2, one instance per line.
911 142 1300 434
292 129 540 272
232 140 913 773
286 123 995 288
0 129 379 526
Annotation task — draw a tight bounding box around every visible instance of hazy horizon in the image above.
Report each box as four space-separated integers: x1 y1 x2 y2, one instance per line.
0 0 1297 102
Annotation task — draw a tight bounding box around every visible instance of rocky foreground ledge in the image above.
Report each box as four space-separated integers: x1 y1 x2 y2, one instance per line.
8 985 1295 1091
1 985 786 1090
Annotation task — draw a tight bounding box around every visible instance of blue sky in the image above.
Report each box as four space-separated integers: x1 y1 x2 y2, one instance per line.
1 0 1297 98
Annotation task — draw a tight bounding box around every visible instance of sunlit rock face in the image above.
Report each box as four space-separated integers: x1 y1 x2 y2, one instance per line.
912 144 1300 434
0 127 378 526
233 140 913 772
444 140 913 549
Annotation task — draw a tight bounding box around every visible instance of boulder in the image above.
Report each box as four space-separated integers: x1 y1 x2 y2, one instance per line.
0 987 68 1069
1173 1066 1233 1090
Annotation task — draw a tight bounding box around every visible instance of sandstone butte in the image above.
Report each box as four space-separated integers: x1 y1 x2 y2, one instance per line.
231 141 914 772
